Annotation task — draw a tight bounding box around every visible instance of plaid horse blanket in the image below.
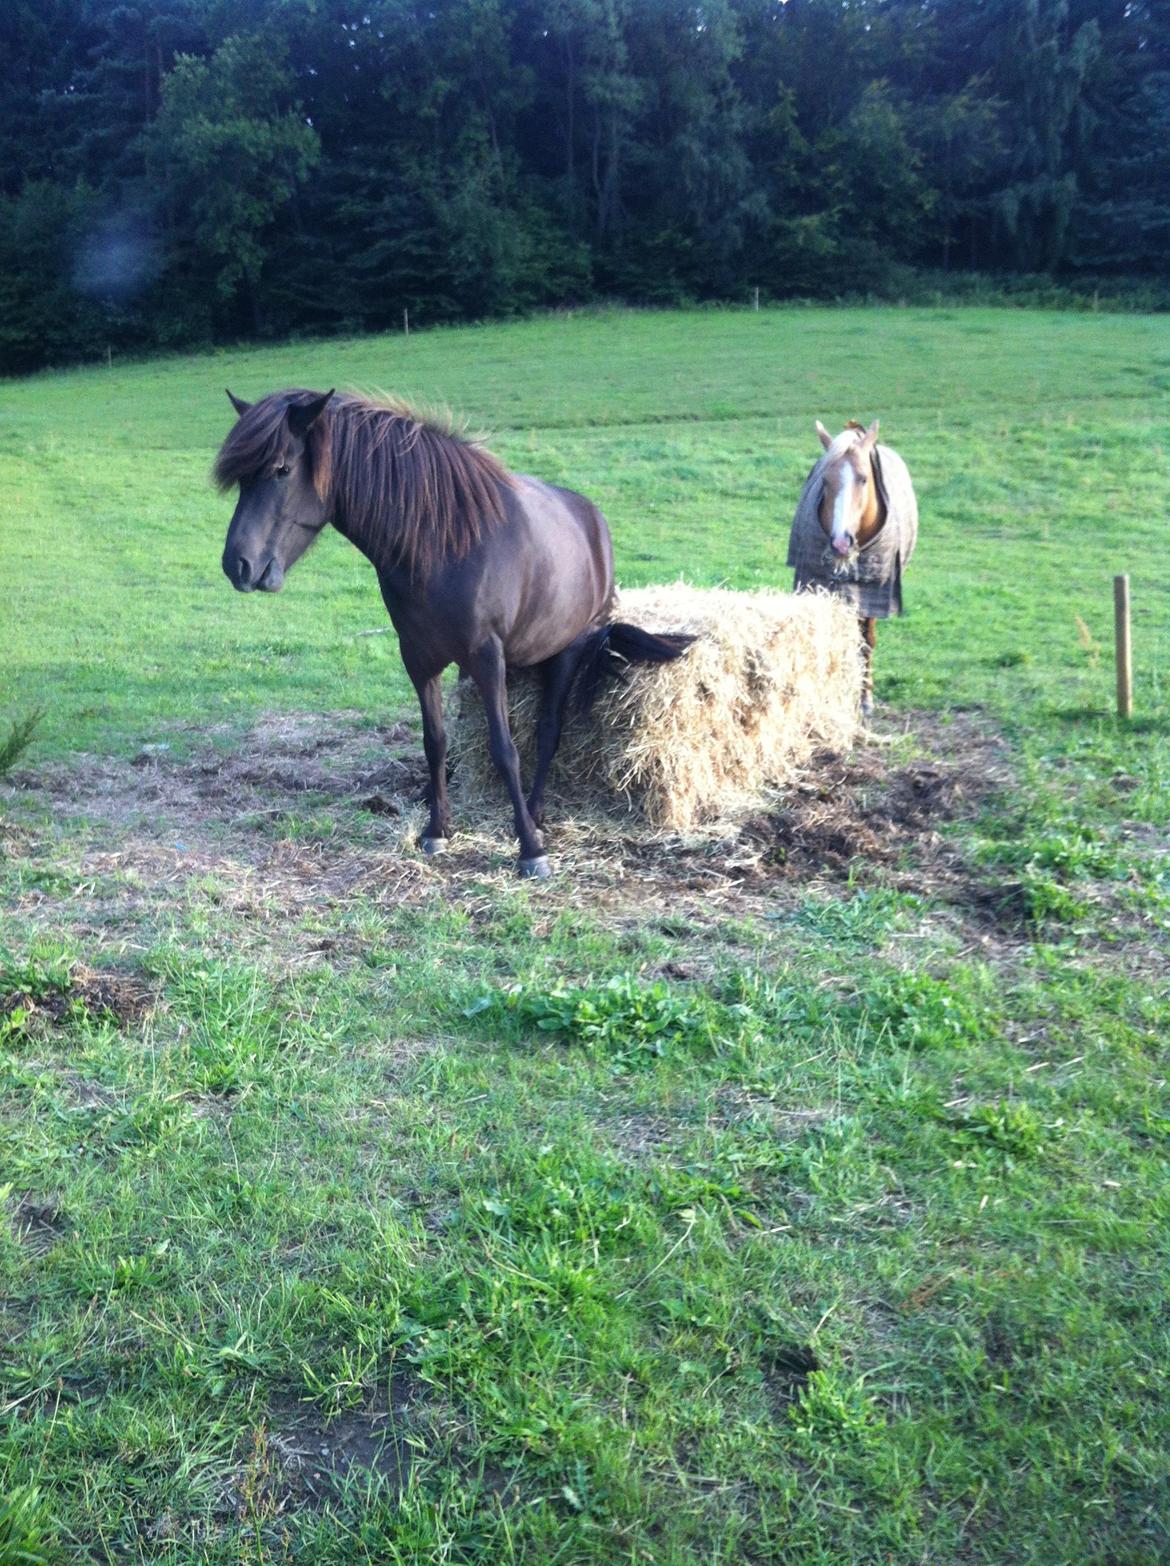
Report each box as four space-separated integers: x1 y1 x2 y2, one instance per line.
787 440 918 619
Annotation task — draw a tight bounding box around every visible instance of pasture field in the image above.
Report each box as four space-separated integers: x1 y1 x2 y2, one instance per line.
2 307 1169 1564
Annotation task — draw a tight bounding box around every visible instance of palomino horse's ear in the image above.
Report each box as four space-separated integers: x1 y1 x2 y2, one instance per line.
815 420 832 450
226 389 252 418
860 418 880 447
287 390 334 437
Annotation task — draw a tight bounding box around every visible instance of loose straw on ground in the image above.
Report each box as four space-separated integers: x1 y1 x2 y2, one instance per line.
450 584 863 832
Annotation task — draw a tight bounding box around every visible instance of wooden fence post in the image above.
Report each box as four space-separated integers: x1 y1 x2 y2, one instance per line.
403 308 410 337
1113 574 1132 719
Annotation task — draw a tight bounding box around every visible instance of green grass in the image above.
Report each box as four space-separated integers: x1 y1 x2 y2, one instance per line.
2 307 1168 1563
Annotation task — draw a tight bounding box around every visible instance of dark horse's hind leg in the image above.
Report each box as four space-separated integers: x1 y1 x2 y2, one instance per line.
412 670 453 853
526 631 592 829
467 634 549 877
860 617 877 718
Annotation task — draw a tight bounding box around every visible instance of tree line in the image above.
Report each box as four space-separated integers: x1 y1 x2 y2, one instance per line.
1 0 1166 374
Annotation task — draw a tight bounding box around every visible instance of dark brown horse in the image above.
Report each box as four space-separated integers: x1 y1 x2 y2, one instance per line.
214 389 691 876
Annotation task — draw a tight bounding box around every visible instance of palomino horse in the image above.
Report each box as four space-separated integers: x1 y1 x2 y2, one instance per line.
214 389 692 876
787 419 918 715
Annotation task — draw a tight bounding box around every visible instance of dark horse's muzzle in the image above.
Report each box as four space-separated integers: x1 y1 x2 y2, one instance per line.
223 550 284 593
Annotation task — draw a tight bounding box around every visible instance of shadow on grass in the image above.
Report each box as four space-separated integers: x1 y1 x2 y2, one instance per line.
1044 704 1170 736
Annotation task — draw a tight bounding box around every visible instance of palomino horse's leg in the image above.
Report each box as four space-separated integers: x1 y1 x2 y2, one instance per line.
860 617 877 717
467 634 549 877
526 631 592 829
412 671 453 853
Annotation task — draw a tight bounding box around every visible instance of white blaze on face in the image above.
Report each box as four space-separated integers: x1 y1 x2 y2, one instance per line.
830 465 857 556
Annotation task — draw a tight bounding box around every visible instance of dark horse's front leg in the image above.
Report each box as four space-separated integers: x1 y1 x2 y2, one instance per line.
860 616 877 718
412 671 453 853
467 634 549 878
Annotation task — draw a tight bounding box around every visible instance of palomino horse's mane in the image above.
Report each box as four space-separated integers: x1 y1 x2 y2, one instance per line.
823 423 873 463
213 389 513 579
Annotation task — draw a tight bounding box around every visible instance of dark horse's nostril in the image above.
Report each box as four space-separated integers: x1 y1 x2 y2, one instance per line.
224 551 255 591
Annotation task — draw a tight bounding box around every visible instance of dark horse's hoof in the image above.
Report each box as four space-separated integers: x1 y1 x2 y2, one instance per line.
518 855 552 880
420 836 449 856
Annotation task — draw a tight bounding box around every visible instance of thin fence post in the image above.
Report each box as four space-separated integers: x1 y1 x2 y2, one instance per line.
1114 573 1132 719
752 286 760 312
403 308 410 337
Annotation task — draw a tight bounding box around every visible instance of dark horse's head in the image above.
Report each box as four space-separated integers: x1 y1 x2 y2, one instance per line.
215 389 334 592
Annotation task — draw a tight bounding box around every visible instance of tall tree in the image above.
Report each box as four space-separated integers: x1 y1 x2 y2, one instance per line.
1069 0 1170 273
0 0 97 191
147 28 319 332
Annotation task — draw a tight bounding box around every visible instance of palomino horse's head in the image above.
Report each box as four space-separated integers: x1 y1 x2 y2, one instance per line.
215 389 334 592
814 419 882 560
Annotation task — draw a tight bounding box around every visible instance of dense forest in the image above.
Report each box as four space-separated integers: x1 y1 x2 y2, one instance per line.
1 1 1166 373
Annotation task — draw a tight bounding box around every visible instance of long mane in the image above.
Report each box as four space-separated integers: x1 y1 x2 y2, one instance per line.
213 389 513 578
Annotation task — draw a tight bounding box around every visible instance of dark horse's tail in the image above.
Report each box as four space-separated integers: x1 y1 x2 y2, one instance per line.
575 621 696 715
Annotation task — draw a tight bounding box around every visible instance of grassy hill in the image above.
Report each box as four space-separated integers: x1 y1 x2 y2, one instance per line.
3 305 1168 752
1 308 1168 1564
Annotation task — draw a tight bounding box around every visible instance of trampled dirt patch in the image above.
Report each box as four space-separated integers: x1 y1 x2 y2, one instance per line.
603 709 1016 931
144 1381 423 1545
222 1380 418 1521
14 713 425 833
1 965 155 1034
4 706 1016 953
738 711 1012 880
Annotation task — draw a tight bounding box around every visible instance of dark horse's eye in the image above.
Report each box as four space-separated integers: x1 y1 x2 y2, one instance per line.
275 463 291 478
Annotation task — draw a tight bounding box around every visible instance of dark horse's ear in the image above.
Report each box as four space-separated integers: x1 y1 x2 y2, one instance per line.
226 389 252 418
287 390 334 438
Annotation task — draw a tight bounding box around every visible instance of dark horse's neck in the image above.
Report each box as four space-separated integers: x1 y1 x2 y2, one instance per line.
324 398 512 584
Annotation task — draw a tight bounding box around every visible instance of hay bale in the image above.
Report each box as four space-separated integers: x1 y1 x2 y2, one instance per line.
450 585 863 831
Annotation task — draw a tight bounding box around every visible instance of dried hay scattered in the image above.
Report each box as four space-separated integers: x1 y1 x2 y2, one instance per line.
450 584 863 831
